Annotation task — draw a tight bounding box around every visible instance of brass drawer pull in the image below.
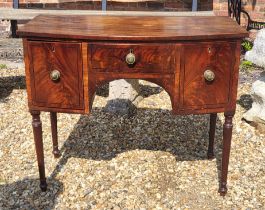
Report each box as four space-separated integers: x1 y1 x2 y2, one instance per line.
125 49 136 65
204 69 215 82
50 70 61 81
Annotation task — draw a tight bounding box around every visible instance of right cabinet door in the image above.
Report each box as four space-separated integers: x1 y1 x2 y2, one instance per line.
182 42 236 109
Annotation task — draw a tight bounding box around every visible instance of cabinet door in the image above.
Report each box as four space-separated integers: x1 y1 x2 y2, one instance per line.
28 41 83 109
182 42 235 108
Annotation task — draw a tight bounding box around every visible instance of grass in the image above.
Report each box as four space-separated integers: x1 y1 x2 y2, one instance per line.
240 60 254 72
0 64 8 69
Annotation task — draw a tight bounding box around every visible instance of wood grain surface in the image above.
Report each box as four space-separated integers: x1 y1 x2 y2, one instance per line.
17 15 248 41
90 43 175 73
182 42 234 108
28 41 84 109
20 15 246 195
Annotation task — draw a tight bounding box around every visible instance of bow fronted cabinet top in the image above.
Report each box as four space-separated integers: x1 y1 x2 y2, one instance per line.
17 15 248 41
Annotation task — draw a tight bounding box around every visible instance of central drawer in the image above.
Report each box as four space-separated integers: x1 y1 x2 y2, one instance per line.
90 43 175 73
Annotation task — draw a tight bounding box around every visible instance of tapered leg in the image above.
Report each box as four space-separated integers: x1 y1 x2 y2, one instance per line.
207 113 217 159
50 112 61 158
31 110 47 192
219 111 234 196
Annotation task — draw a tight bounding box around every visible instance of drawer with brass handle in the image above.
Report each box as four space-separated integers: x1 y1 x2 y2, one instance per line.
90 43 175 73
28 41 84 109
182 42 236 108
50 69 61 82
203 69 215 82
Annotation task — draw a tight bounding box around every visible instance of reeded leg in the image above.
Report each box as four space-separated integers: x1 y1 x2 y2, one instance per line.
50 112 61 158
31 110 47 192
219 111 234 196
207 113 217 159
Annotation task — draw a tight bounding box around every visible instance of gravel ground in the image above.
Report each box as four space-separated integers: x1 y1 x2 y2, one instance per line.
0 62 265 209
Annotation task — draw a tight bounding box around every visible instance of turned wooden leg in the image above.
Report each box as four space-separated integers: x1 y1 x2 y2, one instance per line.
207 113 217 159
219 111 234 196
31 110 47 192
50 112 61 158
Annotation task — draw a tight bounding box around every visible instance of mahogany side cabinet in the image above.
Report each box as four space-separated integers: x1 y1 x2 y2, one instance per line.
17 15 248 196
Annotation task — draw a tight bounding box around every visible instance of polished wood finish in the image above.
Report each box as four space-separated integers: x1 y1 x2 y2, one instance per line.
18 15 248 196
28 41 84 110
208 113 217 159
30 110 47 192
17 15 247 41
23 38 33 106
228 41 242 110
82 43 90 114
91 43 175 73
50 112 60 158
182 42 233 108
219 111 235 196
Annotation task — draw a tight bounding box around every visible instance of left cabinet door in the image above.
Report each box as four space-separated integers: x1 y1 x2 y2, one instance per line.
28 41 84 110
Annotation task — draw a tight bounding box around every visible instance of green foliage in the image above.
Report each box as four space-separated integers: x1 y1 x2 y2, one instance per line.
256 23 265 28
241 40 253 52
240 60 254 72
0 64 8 69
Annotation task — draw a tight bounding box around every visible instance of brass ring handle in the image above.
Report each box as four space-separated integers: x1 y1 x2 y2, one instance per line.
50 70 61 81
126 49 136 65
204 69 215 82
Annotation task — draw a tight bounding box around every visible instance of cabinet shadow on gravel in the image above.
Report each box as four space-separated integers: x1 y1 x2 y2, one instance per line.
0 178 63 209
1 84 225 209
0 75 26 102
1 110 224 210
50 108 224 200
56 109 223 162
237 94 253 111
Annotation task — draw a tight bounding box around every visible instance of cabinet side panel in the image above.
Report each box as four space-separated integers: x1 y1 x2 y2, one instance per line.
22 38 33 108
87 44 97 112
173 44 181 112
82 42 90 114
227 40 241 111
